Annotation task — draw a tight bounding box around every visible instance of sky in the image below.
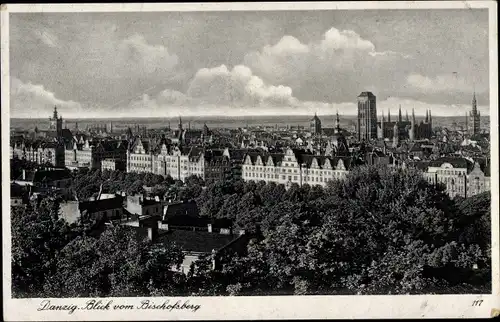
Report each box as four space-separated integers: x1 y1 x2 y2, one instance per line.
9 9 490 119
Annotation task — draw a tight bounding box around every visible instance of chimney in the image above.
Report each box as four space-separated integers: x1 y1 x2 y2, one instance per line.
207 223 213 233
147 227 157 241
22 169 26 180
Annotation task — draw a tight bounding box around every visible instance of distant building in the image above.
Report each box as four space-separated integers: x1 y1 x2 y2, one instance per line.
418 157 490 198
310 113 322 135
470 92 481 136
242 147 351 188
101 158 126 172
126 137 231 182
378 107 432 141
48 106 63 135
357 92 377 141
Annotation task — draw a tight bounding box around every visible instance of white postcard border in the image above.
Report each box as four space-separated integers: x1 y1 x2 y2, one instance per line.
2 1 499 320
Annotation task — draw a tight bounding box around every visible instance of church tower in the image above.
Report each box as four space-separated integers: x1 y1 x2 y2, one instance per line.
379 111 385 140
409 108 415 141
392 122 399 148
49 106 58 130
471 92 480 135
49 106 63 137
310 113 322 135
357 92 377 141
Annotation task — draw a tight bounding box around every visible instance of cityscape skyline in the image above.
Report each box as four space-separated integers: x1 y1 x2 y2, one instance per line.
5 4 496 317
9 9 490 119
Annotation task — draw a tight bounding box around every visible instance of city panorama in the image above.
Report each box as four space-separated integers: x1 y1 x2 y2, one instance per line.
9 9 491 297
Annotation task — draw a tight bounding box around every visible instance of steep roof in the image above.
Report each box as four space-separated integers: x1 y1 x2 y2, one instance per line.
358 91 376 97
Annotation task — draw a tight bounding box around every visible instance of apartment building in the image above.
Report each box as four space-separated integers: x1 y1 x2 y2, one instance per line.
419 157 490 198
242 147 351 187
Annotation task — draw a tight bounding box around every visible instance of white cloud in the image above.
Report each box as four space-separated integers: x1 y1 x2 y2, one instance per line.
186 64 298 106
10 77 85 118
406 73 484 94
320 28 375 52
244 26 412 102
118 34 179 75
264 35 310 55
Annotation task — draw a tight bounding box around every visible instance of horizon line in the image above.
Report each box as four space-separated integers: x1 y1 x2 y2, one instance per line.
9 114 490 120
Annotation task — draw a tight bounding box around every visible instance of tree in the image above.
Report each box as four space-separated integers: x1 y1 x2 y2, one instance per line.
11 199 74 297
44 226 186 297
200 165 491 295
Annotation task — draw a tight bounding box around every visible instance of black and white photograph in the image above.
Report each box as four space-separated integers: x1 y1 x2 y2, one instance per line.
2 2 498 320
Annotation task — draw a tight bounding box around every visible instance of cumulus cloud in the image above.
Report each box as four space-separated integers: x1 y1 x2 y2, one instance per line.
10 77 86 118
186 64 298 106
406 73 485 94
244 26 412 103
320 28 375 52
117 34 179 75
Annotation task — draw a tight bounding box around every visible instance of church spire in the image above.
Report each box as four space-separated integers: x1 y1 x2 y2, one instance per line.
388 108 391 123
335 110 340 131
472 91 477 113
398 105 402 122
425 110 429 123
53 106 58 119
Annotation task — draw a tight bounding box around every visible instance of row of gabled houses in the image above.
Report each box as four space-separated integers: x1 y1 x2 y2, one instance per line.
242 147 360 188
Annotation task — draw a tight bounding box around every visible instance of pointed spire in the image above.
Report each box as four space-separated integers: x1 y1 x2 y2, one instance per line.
472 91 478 113
425 110 429 123
405 110 409 121
398 105 402 122
53 106 58 119
388 108 391 123
335 110 340 130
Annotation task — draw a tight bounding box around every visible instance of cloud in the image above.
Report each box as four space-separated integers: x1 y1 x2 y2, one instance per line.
118 34 179 75
320 28 375 52
10 77 85 118
406 73 485 94
244 27 412 103
186 64 298 106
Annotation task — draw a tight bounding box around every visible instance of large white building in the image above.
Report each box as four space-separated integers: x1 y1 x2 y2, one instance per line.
420 157 490 198
242 147 351 188
126 137 230 182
